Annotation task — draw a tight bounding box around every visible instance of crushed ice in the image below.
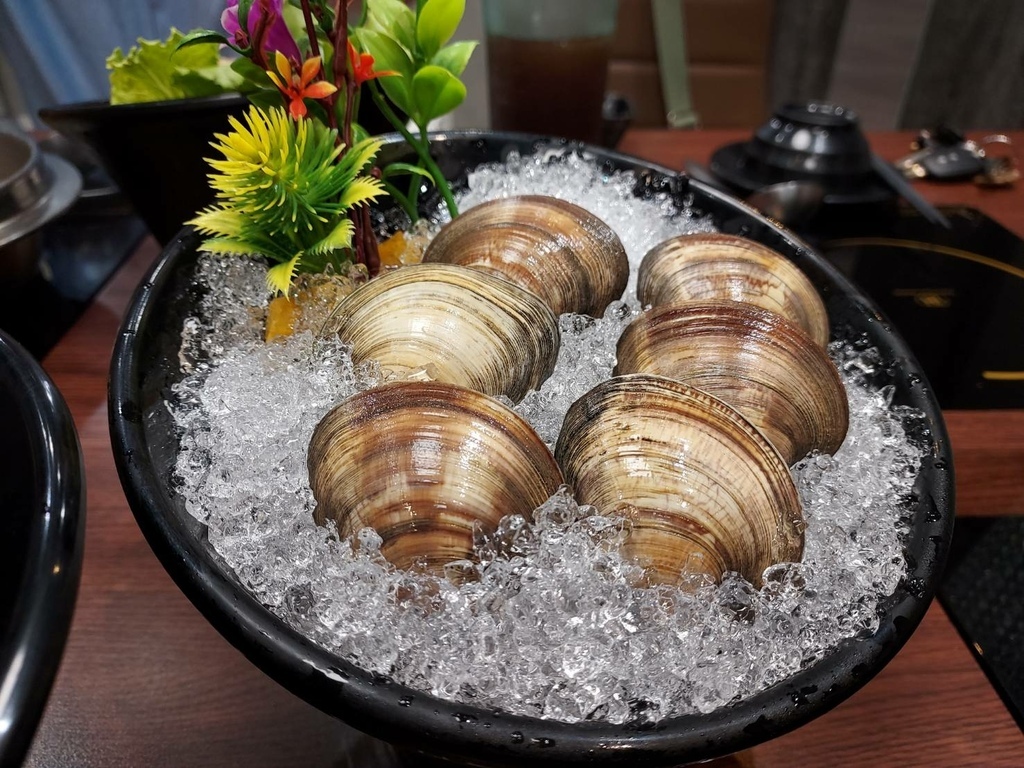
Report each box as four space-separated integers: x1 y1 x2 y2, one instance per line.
167 149 925 724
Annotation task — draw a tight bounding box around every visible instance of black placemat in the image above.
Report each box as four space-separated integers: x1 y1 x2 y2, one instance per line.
938 516 1024 731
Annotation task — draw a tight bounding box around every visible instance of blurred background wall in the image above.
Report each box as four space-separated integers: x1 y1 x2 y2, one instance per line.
454 0 1024 132
1 0 1021 132
0 0 221 130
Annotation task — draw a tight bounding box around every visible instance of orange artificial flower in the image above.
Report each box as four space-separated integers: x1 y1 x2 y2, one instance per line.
267 52 338 119
347 40 398 86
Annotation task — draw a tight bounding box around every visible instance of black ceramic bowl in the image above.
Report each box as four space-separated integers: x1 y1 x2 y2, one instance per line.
39 94 250 246
0 331 85 765
108 132 954 767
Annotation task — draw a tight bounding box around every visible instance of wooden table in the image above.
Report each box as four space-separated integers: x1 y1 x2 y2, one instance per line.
27 131 1024 767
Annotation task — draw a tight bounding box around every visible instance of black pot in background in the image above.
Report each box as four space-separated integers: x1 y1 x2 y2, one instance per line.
108 131 954 767
0 330 85 765
710 102 894 208
39 94 250 246
0 129 82 281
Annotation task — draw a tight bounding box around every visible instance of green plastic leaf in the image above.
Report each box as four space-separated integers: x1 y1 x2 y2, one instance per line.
190 207 246 236
174 29 230 51
416 0 465 60
345 138 385 174
339 176 387 209
237 0 254 40
355 28 415 80
107 28 228 104
304 100 331 126
266 255 302 294
364 0 417 54
307 218 355 257
247 88 287 113
230 56 273 88
350 122 372 145
378 75 413 120
356 28 414 114
380 162 434 181
410 65 466 125
429 40 477 77
198 236 264 258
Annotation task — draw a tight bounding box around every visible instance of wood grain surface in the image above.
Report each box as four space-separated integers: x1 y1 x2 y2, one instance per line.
26 131 1024 767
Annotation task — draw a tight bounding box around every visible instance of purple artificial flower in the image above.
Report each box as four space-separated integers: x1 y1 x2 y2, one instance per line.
222 0 302 62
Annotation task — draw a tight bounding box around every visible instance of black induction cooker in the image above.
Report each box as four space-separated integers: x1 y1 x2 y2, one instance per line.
815 205 1024 410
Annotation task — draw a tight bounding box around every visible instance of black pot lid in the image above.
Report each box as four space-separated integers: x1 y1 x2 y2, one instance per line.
710 141 893 206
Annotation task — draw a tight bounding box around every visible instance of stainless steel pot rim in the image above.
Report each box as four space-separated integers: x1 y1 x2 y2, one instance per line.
0 134 82 250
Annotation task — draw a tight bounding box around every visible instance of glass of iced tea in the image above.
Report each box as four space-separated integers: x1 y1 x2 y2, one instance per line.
483 0 619 144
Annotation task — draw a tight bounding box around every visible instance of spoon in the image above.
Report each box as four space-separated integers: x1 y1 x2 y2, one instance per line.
683 160 732 194
684 161 824 226
746 180 825 226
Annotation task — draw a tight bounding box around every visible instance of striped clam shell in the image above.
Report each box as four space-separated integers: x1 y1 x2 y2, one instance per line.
554 374 804 587
422 195 629 317
636 233 830 346
615 301 849 464
329 263 559 403
308 381 564 577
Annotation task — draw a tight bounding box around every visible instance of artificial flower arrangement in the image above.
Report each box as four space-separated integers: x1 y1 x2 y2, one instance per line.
109 0 474 330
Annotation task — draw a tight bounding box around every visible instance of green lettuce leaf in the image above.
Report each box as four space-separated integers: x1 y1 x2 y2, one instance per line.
107 28 234 105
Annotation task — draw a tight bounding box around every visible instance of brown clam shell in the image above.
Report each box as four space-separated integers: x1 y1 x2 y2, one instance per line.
308 381 564 577
554 374 804 586
615 301 849 464
422 195 629 317
636 233 830 346
329 263 559 403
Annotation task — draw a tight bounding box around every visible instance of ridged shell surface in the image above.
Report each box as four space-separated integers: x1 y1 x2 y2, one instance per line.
422 195 629 317
554 374 804 586
636 233 830 346
615 301 849 464
330 263 559 403
308 381 564 577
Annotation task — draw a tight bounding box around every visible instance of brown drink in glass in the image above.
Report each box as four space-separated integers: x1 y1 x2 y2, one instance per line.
483 0 618 144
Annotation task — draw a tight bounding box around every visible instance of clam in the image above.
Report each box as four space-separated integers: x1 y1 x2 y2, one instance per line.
422 195 629 317
308 381 564 577
554 374 804 586
615 301 848 464
328 263 559 403
636 233 830 346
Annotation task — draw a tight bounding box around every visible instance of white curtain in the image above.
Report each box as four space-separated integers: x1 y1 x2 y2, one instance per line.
0 0 223 123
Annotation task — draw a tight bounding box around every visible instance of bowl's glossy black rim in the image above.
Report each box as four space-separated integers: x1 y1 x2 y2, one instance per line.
0 330 86 765
108 130 954 767
39 93 249 125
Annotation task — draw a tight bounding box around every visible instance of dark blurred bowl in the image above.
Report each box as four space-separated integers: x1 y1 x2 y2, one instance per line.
39 94 250 245
108 131 954 767
0 330 85 765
